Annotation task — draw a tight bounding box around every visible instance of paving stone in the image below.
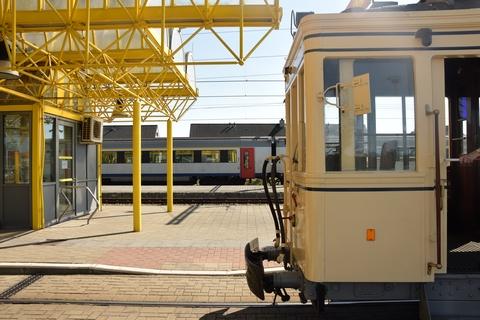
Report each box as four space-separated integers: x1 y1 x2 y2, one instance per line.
0 204 276 271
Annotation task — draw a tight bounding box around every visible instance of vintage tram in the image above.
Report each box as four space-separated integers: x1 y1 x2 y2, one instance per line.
245 1 480 318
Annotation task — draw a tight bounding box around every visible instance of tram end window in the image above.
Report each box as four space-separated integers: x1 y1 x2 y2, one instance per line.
323 58 416 172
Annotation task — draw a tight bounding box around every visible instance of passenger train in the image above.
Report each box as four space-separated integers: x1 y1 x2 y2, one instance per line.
245 1 480 318
102 125 285 185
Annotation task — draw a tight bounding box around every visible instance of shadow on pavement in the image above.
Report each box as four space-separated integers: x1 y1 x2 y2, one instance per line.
0 231 133 250
198 303 419 320
166 204 200 225
0 230 35 244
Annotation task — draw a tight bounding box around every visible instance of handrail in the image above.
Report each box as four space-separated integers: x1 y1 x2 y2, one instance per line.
427 108 443 274
58 180 100 225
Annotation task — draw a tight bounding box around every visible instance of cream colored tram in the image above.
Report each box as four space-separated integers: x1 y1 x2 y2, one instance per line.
245 1 480 318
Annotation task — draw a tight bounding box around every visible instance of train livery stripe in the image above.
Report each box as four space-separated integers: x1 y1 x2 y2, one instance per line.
304 30 480 40
296 185 435 192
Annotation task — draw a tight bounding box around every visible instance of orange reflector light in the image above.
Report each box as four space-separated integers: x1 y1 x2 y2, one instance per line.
366 229 376 241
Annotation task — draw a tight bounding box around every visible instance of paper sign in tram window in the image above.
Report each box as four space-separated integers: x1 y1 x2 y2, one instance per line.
366 229 376 241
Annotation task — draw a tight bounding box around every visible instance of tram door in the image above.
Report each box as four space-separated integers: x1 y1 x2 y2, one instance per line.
240 148 255 179
0 113 31 229
445 58 480 244
57 122 75 218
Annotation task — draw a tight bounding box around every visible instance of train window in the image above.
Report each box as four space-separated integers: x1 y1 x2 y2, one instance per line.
149 151 166 163
142 151 150 163
228 150 238 163
174 150 194 163
244 152 250 169
102 151 118 164
323 58 415 172
124 151 133 164
201 150 220 163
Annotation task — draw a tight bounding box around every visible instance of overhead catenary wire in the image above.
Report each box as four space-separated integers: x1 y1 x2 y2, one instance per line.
196 73 282 80
182 117 284 121
181 28 291 36
190 105 283 110
198 95 284 98
197 79 283 83
194 54 287 62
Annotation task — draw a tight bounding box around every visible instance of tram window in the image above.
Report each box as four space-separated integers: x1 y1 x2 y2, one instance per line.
43 116 56 182
3 114 31 184
201 150 220 163
102 151 118 164
174 150 194 163
323 58 415 172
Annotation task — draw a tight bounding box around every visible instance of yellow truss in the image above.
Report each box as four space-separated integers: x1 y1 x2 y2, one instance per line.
0 0 282 121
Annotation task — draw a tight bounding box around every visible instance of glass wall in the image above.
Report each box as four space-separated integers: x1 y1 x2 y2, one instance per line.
323 58 416 172
3 114 30 184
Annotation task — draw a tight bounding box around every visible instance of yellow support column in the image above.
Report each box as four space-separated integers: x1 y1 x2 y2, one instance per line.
97 144 103 211
167 118 173 212
32 103 44 230
133 101 142 232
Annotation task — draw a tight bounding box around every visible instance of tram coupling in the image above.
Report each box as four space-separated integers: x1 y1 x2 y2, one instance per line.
244 238 326 310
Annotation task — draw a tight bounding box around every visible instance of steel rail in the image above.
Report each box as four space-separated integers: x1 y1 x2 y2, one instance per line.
0 297 418 309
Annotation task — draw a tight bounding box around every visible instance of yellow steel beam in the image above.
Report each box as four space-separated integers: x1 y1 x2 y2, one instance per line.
97 144 103 211
12 5 281 31
133 99 142 232
44 105 83 121
167 118 173 212
32 103 44 230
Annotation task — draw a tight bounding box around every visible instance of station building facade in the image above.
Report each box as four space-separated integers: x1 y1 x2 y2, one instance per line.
0 104 99 230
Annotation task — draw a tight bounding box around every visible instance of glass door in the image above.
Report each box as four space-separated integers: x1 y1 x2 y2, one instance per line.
57 122 74 218
1 112 32 229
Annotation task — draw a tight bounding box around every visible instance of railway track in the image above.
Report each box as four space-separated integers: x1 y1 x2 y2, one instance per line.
102 184 283 204
102 197 274 205
0 297 419 319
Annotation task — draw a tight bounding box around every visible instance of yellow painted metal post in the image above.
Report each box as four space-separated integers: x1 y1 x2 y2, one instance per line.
97 144 103 211
133 101 142 232
167 118 173 212
32 103 44 230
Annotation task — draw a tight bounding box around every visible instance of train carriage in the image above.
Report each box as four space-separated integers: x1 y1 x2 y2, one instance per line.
245 1 480 318
102 124 285 185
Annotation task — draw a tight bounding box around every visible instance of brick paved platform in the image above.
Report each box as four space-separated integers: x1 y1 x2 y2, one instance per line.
0 275 419 320
0 205 277 272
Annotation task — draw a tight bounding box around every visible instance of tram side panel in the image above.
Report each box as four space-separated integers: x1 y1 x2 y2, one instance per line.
284 31 439 283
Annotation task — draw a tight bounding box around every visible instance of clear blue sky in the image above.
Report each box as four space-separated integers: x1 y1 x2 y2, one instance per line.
160 0 417 137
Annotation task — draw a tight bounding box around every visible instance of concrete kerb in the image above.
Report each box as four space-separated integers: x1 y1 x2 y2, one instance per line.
0 262 284 276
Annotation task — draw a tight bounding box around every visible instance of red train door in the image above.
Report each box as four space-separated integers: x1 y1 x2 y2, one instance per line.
240 148 255 179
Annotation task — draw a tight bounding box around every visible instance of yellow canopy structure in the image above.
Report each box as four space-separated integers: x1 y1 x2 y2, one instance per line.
0 0 282 121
